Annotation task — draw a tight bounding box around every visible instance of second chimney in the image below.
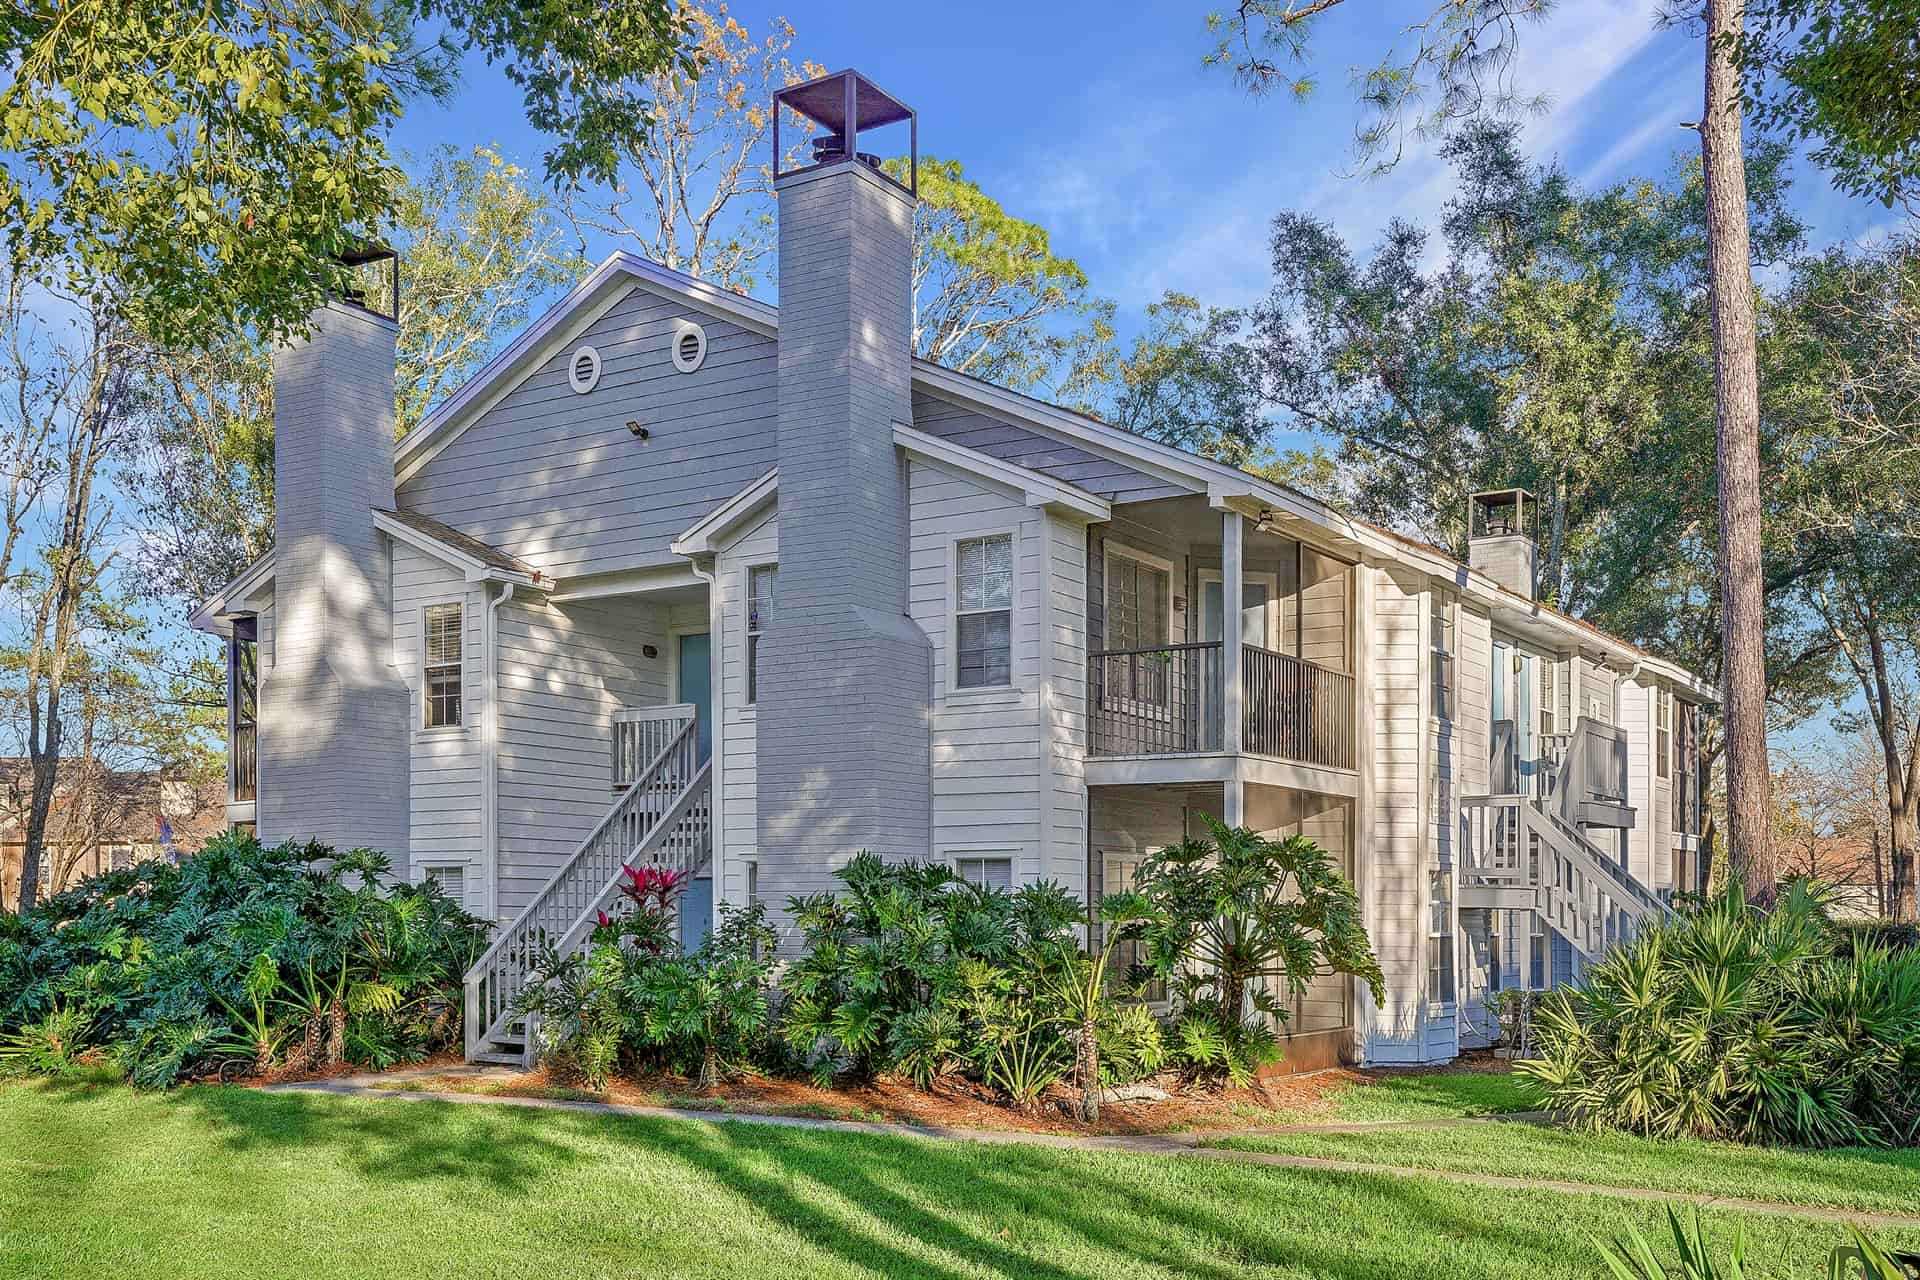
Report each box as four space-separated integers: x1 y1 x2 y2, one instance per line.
1468 488 1539 600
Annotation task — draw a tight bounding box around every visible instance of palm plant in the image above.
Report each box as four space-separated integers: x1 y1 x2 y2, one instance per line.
1525 881 1920 1147
1042 890 1154 1121
628 903 778 1088
1130 817 1384 1083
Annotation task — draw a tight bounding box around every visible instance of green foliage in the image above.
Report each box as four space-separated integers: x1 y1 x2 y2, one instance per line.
779 853 1082 1090
0 1004 91 1075
1107 292 1266 467
1094 1000 1167 1086
0 831 486 1086
1524 883 1920 1147
1593 1208 1919 1280
1128 816 1383 1084
1736 0 1920 210
0 0 683 345
628 904 779 1088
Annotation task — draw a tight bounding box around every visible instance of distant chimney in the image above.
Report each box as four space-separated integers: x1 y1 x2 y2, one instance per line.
756 71 930 927
258 248 411 859
1468 488 1538 600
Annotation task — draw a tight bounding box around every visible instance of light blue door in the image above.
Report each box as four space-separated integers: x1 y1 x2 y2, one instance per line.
677 632 712 764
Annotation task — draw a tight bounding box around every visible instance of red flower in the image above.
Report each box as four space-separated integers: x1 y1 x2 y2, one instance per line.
596 910 612 928
617 864 688 909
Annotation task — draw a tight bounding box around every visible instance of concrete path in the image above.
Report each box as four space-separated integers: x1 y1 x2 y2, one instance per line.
261 1071 1920 1232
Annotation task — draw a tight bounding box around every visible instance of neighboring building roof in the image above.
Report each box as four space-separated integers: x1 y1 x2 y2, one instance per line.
200 251 1714 699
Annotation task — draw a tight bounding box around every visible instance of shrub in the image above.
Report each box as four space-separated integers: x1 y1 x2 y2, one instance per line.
1128 818 1384 1084
1524 882 1920 1147
779 853 1082 1092
1592 1207 1920 1279
628 903 779 1087
0 831 487 1086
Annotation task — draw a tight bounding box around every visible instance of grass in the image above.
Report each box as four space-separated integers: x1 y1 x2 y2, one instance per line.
1209 1121 1920 1216
1 1076 1913 1279
1310 1071 1539 1124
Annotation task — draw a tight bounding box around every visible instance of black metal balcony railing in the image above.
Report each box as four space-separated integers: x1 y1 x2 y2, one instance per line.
1089 641 1356 770
231 722 257 803
1240 644 1357 770
1089 642 1224 756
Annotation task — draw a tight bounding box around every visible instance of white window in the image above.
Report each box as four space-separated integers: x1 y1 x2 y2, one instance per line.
955 534 1013 689
1655 691 1672 780
746 565 776 705
1431 590 1457 722
423 863 471 912
423 602 463 728
1427 868 1455 1004
745 859 760 910
1102 853 1167 1004
954 855 1013 890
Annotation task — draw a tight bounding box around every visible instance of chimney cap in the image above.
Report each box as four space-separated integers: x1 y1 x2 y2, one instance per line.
1468 488 1537 541
331 239 399 322
774 69 916 195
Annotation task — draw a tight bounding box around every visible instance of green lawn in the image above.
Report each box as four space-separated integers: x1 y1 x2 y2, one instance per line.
1210 1120 1920 1215
1308 1070 1539 1123
1 1077 1912 1279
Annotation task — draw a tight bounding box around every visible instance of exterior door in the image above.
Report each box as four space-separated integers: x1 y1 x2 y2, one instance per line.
1200 576 1274 646
676 632 712 765
1491 642 1538 792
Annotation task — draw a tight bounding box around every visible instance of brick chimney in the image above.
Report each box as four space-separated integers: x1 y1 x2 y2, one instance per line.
258 265 411 860
756 71 931 921
1468 488 1538 601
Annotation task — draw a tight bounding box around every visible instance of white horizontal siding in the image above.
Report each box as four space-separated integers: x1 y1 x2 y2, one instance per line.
713 511 776 911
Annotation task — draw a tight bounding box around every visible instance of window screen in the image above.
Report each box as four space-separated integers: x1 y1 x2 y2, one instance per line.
1105 551 1168 651
747 565 776 704
954 855 1013 890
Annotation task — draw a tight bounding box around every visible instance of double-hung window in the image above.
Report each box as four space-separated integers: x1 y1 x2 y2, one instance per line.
954 856 1013 890
1428 868 1455 1004
1431 591 1458 721
955 534 1013 689
1655 691 1672 779
423 603 463 728
747 565 776 704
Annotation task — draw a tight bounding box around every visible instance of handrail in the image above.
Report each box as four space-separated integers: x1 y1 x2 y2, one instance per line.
612 703 697 789
464 712 710 1058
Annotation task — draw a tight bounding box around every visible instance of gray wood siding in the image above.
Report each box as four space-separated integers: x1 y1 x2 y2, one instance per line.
1366 568 1426 1064
713 510 777 911
908 458 1049 882
495 594 669 918
398 285 780 581
389 543 485 899
911 390 1188 505
1043 511 1090 900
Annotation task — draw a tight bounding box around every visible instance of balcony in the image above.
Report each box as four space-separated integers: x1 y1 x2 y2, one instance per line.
231 721 257 803
1089 641 1356 771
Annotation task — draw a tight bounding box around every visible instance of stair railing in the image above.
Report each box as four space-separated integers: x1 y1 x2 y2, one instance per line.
463 711 707 1058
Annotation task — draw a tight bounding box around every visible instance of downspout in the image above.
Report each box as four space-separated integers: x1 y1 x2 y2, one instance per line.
482 580 516 923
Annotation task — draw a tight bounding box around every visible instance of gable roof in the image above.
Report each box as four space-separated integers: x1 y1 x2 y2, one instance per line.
670 469 778 558
344 252 1711 699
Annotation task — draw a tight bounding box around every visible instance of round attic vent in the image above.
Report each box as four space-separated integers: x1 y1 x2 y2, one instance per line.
672 320 707 373
568 345 602 394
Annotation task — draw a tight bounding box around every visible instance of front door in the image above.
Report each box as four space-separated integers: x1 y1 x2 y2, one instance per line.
1200 576 1274 647
1491 642 1537 793
676 632 712 764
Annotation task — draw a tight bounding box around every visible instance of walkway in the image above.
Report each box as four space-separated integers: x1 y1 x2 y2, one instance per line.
263 1069 1920 1232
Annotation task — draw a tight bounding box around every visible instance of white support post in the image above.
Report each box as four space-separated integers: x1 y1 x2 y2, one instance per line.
1222 507 1244 757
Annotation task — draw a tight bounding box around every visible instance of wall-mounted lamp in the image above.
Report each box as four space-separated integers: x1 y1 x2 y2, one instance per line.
626 420 650 440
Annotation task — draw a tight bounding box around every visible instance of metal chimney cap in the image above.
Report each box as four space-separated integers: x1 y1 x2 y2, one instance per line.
774 68 916 196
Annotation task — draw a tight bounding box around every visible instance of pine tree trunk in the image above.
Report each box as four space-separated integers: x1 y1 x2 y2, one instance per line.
1078 1016 1100 1124
1890 805 1917 925
1700 0 1775 904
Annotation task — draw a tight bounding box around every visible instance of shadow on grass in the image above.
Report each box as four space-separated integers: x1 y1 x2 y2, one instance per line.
12 1076 1882 1280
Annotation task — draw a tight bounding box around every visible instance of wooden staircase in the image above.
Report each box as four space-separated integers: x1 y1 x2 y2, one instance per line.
463 712 712 1065
1460 715 1670 977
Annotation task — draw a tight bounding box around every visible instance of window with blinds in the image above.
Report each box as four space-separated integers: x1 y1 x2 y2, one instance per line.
423 864 469 912
1105 551 1169 651
1428 868 1455 1004
1656 691 1672 779
1431 590 1457 722
423 602 462 728
747 564 776 704
955 534 1013 689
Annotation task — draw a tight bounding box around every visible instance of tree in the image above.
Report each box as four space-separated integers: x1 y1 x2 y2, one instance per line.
564 2 822 295
390 145 588 435
1736 0 1920 209
0 0 685 347
892 157 1112 399
0 281 135 912
1106 292 1266 468
1197 0 1796 899
127 145 585 621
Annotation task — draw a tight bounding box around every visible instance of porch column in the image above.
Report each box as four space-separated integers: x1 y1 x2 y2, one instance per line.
1221 507 1244 756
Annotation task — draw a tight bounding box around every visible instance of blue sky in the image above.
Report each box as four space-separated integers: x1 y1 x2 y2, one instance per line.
395 0 1898 325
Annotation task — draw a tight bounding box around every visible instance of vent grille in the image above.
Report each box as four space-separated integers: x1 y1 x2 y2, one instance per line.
568 345 601 394
671 320 707 373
